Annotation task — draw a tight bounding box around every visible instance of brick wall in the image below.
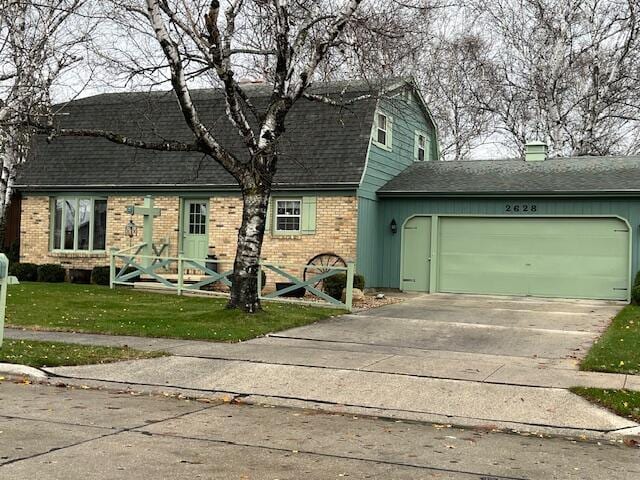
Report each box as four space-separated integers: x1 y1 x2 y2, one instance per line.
20 195 180 270
20 194 358 278
210 195 358 282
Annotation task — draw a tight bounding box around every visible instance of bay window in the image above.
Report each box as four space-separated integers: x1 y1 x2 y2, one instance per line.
51 197 107 252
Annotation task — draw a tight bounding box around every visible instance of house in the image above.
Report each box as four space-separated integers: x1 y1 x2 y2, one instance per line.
15 78 438 286
14 79 640 302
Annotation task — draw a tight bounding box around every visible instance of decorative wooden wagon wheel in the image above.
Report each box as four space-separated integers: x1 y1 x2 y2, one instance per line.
303 253 347 291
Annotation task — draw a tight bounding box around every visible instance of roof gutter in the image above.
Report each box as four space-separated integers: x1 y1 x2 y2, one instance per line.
14 182 361 193
376 190 640 198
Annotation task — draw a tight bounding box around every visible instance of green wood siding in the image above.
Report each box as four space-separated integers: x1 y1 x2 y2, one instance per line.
356 196 382 283
375 196 640 291
357 92 437 201
356 90 437 284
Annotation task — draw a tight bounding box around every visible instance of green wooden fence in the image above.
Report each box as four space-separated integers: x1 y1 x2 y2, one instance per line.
109 247 355 310
0 254 20 347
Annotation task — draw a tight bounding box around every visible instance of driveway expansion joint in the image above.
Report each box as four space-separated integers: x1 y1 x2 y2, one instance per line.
482 364 506 382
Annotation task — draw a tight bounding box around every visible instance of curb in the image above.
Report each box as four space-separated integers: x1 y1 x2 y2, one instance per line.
0 363 48 380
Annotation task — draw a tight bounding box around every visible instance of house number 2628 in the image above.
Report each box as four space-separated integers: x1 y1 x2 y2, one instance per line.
505 204 537 212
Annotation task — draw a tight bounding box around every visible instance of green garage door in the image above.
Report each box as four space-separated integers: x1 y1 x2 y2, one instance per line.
437 217 630 300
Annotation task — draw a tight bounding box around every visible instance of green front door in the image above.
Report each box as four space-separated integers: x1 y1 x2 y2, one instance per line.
182 200 209 259
401 216 431 291
436 217 630 300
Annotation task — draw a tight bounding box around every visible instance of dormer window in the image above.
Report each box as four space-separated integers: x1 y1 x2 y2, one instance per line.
372 111 392 151
415 131 427 161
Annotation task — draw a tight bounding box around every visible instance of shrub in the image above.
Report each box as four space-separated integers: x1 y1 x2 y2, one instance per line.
634 270 640 287
9 262 38 282
1 240 20 264
37 264 66 283
323 273 365 300
91 266 111 286
69 269 92 284
632 285 640 305
93 266 141 285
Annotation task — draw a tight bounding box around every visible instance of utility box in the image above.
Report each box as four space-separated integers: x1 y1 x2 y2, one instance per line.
0 254 19 347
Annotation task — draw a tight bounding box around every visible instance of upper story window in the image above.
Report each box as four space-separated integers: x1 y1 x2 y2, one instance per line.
52 197 107 252
275 199 301 234
372 111 392 151
415 131 427 161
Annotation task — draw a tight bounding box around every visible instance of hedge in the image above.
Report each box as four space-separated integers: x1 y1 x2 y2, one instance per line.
323 273 365 300
9 262 38 282
37 264 66 283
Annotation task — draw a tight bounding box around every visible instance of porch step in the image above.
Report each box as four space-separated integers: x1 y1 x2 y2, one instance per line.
131 283 226 297
139 273 207 283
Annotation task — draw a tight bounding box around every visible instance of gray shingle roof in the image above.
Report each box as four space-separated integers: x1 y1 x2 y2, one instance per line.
16 80 382 191
378 156 640 195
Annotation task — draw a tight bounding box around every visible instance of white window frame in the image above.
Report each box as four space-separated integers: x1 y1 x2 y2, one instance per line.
273 198 302 235
50 196 108 252
372 111 392 151
415 130 428 161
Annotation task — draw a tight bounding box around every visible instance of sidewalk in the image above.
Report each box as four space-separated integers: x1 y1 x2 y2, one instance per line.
5 327 639 391
4 327 639 440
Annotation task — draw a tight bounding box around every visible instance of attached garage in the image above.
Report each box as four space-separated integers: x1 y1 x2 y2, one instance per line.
372 151 640 302
401 216 630 301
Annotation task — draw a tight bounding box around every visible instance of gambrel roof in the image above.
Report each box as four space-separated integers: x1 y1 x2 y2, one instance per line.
378 156 640 196
16 80 395 192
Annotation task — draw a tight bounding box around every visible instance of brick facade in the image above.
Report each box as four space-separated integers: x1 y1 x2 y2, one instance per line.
20 194 358 279
20 195 181 270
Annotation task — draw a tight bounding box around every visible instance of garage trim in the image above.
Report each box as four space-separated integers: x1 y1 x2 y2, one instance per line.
400 214 632 301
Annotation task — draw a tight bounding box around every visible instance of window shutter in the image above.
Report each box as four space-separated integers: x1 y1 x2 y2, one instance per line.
265 199 273 234
387 115 394 149
371 113 379 142
301 196 317 234
414 131 420 161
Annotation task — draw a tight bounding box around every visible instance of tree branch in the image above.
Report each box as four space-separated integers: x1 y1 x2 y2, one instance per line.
46 127 202 152
145 0 242 177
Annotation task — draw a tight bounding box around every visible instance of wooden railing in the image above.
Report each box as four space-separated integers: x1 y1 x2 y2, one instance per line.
109 248 355 311
259 261 355 310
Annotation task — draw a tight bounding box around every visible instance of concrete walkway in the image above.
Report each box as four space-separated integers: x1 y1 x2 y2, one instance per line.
5 327 639 392
4 294 639 438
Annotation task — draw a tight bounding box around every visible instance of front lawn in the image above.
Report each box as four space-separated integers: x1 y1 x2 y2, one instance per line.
571 387 640 423
580 305 640 375
0 339 164 368
5 282 342 342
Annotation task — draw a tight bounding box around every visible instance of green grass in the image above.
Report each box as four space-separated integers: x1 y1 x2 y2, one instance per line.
0 339 164 368
5 282 342 342
580 305 640 375
571 387 640 423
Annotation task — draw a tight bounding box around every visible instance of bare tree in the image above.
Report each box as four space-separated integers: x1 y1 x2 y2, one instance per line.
0 0 94 216
471 0 640 157
416 34 498 160
28 0 430 312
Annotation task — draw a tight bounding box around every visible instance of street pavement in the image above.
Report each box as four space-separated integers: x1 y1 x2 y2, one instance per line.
1 381 639 479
